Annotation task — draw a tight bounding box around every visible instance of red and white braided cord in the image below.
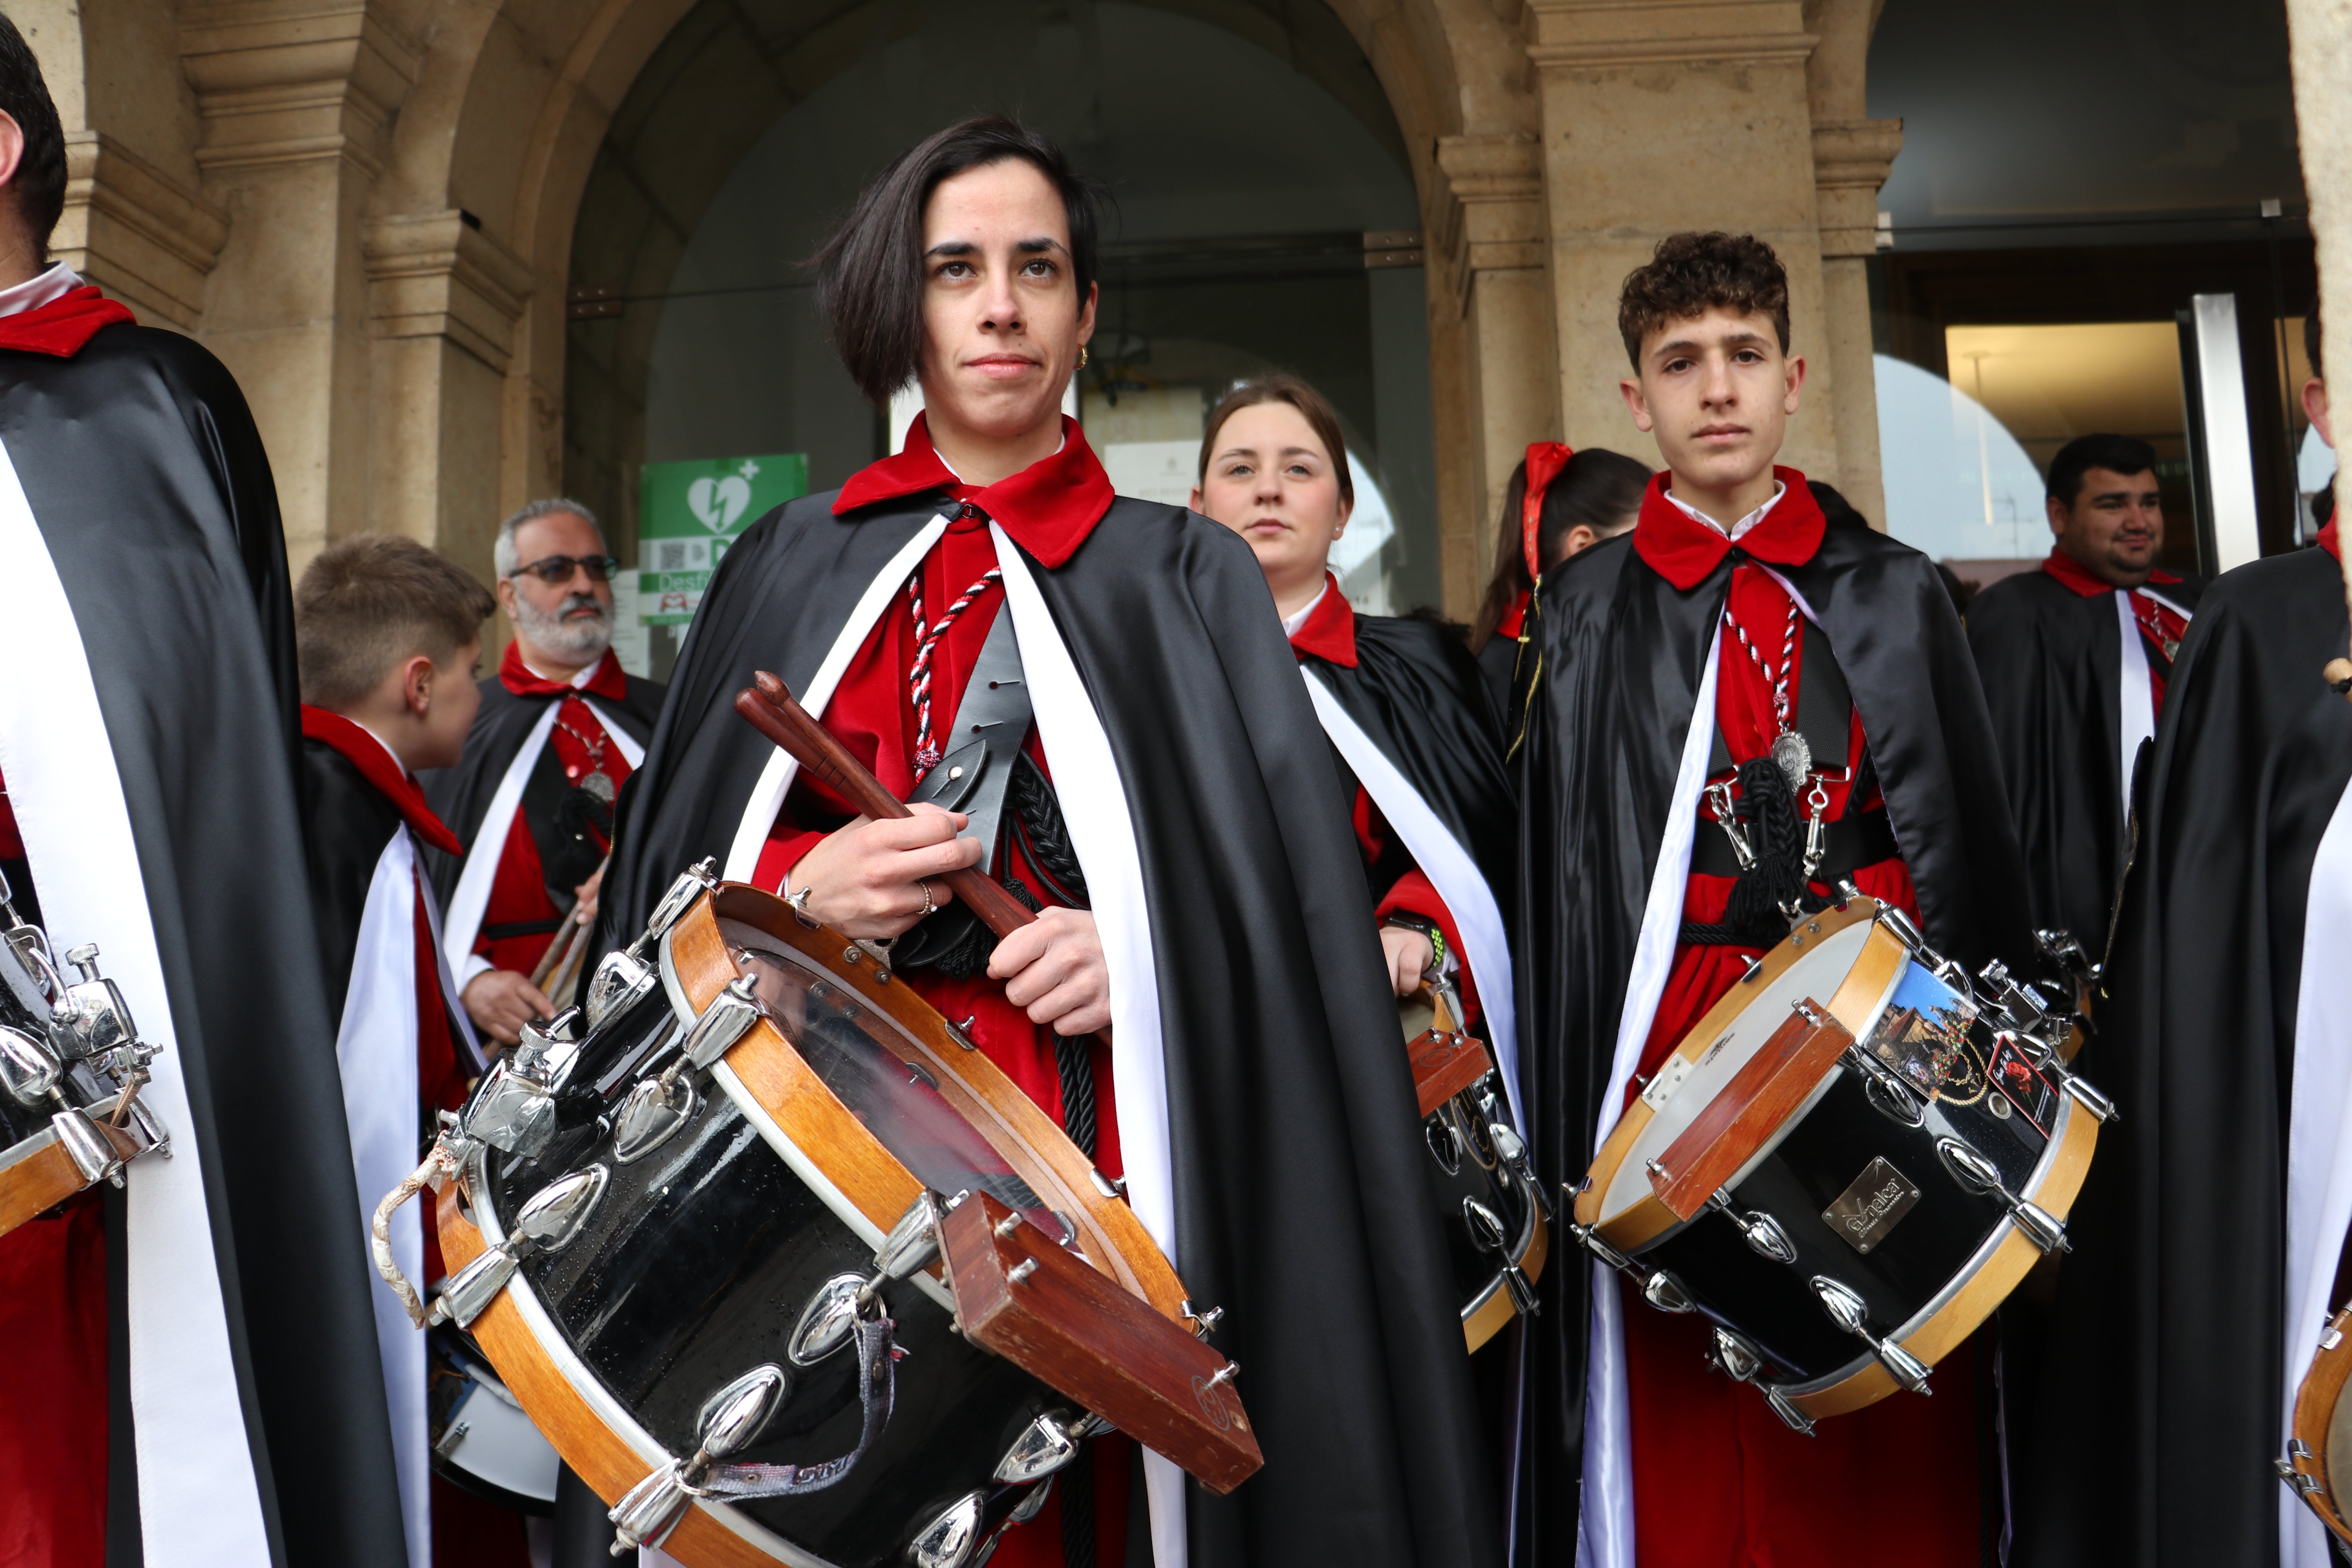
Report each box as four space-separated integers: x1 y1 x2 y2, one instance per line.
1723 593 1800 731
909 567 1002 775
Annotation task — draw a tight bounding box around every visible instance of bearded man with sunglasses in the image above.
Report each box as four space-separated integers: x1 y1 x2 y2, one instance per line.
422 498 665 1050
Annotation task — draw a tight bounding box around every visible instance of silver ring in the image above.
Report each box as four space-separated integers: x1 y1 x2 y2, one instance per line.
917 880 935 918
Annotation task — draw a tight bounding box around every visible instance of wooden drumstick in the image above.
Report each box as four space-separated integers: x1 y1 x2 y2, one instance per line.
734 672 1040 939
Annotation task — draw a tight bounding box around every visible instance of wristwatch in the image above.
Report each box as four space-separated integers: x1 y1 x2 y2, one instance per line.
1380 912 1454 985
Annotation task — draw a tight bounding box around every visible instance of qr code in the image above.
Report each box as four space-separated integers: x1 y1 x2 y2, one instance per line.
650 538 706 572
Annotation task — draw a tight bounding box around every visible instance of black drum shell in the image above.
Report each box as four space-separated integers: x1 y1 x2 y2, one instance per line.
1622 1053 2058 1387
483 993 1059 1567
1419 1080 1535 1318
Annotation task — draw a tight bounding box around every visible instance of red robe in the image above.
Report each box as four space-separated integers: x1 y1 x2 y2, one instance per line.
1617 488 1984 1568
748 418 1133 1568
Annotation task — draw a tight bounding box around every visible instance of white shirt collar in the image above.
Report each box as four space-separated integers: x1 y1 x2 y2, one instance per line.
1663 479 1786 542
348 718 414 780
0 261 82 320
522 653 602 689
1280 579 1330 638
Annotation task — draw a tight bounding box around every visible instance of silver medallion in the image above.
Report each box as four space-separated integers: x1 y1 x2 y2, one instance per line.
1769 728 1812 795
580 770 617 804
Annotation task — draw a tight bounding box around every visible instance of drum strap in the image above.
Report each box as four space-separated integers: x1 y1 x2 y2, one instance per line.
909 605 1031 877
697 1315 898 1500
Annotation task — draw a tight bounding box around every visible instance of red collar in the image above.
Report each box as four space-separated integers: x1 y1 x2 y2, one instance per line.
1632 469 1825 591
499 641 628 701
1287 573 1357 667
2041 548 2183 598
0 285 135 358
300 706 464 855
2321 517 2341 563
833 413 1116 569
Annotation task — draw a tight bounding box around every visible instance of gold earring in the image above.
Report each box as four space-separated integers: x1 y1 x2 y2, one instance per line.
1078 345 1089 368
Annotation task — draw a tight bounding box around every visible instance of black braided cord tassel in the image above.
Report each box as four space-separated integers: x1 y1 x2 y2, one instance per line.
1682 754 1827 947
1056 1030 1097 1160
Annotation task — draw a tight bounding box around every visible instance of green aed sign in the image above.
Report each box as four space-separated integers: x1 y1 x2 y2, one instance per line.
636 452 809 625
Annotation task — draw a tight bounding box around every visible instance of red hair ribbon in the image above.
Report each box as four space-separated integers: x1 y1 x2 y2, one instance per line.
1521 441 1573 580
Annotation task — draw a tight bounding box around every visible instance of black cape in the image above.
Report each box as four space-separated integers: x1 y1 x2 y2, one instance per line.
603 490 1504 1568
301 740 412 1027
1305 612 1517 938
419 668 665 914
1967 566 2207 960
2009 545 2352 1568
1511 525 2036 1557
0 325 401 1565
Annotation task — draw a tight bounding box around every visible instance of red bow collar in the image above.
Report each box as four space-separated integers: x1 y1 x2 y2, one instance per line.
1521 442 1573 580
499 641 628 701
2040 548 2183 598
1632 469 1826 591
834 413 1116 569
2321 517 2341 563
1287 573 1357 667
300 706 464 855
0 285 135 358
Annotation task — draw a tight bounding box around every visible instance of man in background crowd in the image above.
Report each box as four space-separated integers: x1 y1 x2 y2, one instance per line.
1967 433 2202 961
294 536 507 1568
423 499 663 1046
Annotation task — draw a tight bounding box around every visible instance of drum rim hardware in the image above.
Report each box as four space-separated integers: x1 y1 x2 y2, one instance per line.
0 876 170 1239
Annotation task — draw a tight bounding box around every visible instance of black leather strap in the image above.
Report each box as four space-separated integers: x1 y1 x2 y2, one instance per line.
1689 804 1898 881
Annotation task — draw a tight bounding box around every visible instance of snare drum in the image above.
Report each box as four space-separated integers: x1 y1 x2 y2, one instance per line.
392 867 1261 1568
1402 984 1548 1351
2281 1307 2352 1550
1572 894 2112 1428
430 1326 561 1513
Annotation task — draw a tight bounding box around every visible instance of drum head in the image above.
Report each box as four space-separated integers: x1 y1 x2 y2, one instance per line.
1599 917 1891 1228
2328 1366 2352 1528
722 919 1063 1236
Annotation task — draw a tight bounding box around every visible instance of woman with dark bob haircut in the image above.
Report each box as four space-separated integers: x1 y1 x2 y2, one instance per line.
601 118 1504 1568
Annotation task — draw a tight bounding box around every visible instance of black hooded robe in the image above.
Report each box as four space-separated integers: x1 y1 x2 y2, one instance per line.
2009 541 2352 1568
601 488 1504 1568
0 321 402 1566
1967 564 2205 959
1512 519 2037 1563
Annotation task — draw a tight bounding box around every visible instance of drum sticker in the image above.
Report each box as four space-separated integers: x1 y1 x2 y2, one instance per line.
1987 1035 2060 1134
1860 965 1981 1101
1823 1157 1923 1254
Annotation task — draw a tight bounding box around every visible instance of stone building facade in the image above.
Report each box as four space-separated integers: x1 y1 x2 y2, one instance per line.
22 0 1899 616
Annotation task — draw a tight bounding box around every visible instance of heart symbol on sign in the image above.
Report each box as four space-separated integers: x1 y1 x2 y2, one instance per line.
687 474 752 533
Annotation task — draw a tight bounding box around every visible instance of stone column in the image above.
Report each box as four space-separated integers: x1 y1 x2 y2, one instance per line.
1809 118 1900 527
1806 0 1900 528
181 0 419 569
1523 0 1840 483
362 210 534 578
1435 131 1561 616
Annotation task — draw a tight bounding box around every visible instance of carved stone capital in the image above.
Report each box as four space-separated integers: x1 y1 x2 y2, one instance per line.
1524 0 1817 71
1432 133 1547 314
181 1 422 178
1811 116 1903 258
364 211 537 372
56 134 231 329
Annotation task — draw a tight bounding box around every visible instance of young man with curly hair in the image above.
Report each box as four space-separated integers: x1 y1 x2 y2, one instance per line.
1514 232 2034 1565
